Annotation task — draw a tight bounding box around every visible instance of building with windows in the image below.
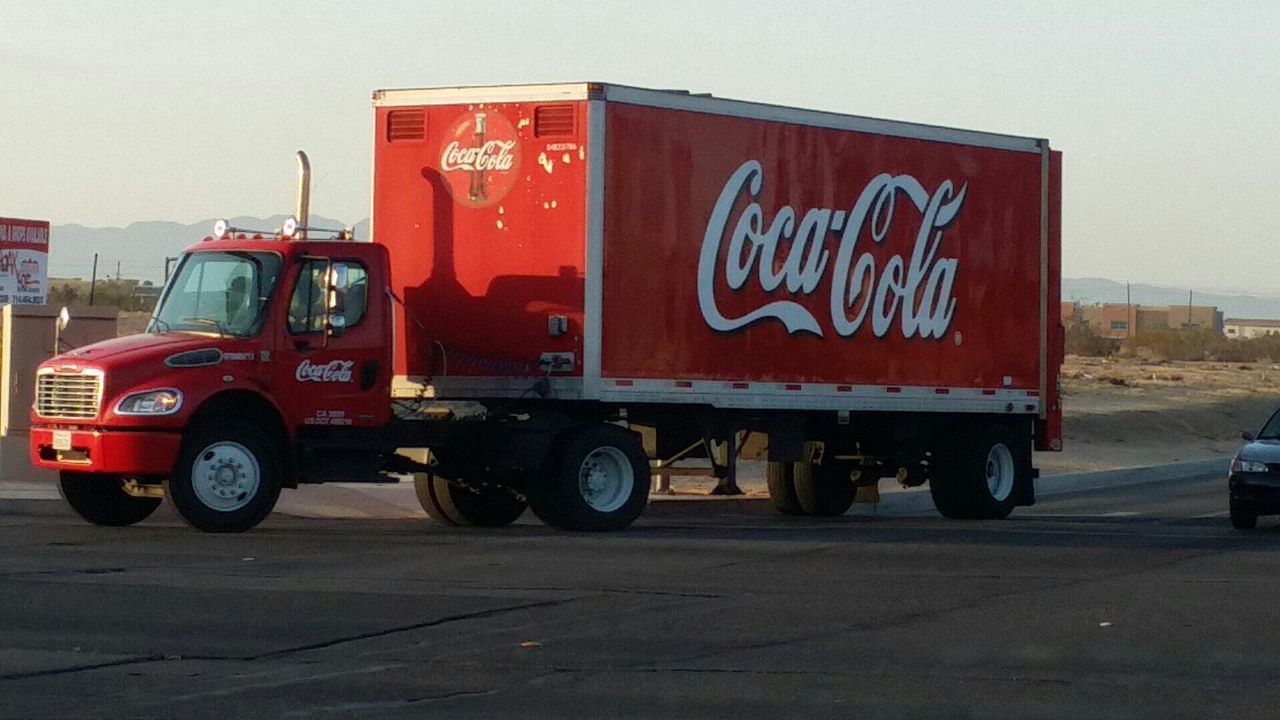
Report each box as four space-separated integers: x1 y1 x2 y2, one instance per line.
1061 302 1224 339
1224 318 1280 339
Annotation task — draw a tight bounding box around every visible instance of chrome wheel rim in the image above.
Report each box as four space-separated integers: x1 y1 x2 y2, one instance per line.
985 443 1015 502
191 441 260 512
578 447 634 513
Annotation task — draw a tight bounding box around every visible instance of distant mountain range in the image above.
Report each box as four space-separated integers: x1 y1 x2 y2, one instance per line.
1063 278 1280 321
49 216 370 283
46 221 1280 321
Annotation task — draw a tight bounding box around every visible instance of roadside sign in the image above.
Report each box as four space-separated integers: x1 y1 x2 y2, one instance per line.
0 217 50 305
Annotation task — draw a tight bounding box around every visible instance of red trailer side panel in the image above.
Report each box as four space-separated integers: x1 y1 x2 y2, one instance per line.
600 102 1050 402
373 100 589 381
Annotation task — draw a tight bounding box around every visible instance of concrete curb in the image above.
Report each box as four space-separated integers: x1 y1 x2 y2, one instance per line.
646 456 1234 518
1036 456 1230 497
1 456 1234 520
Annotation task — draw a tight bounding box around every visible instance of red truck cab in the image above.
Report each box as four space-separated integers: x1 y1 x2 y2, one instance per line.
30 233 393 531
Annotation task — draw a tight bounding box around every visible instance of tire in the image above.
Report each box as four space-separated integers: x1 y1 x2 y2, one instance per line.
58 472 161 527
1230 499 1258 530
793 460 856 517
525 477 566 529
531 425 650 532
413 473 527 527
930 424 1028 520
165 418 283 533
766 461 805 515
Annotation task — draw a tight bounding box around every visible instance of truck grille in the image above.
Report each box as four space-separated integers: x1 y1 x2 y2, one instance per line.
35 370 103 420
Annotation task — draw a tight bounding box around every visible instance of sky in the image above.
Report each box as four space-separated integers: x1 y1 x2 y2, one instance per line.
2 0 1278 292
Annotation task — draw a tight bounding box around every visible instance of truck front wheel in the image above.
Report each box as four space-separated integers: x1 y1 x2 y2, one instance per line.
930 424 1028 520
59 472 161 526
166 419 283 533
413 473 527 527
531 425 650 531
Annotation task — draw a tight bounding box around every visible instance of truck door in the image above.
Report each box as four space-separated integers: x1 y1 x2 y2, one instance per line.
271 249 391 432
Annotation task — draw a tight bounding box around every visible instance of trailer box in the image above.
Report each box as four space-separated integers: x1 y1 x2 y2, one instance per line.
373 83 1062 451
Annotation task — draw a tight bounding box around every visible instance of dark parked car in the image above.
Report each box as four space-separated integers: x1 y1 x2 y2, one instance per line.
1229 410 1280 529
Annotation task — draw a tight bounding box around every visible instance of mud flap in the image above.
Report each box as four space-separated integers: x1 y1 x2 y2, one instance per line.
1017 466 1039 506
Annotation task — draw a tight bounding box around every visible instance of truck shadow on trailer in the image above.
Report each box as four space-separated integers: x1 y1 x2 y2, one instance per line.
401 168 583 379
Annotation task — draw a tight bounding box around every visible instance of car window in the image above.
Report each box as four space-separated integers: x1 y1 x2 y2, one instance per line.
1259 409 1280 439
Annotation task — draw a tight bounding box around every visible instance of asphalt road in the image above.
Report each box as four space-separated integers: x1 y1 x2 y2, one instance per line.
3 470 1279 719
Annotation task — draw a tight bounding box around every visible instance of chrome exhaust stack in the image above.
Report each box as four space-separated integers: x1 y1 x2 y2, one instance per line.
294 150 311 241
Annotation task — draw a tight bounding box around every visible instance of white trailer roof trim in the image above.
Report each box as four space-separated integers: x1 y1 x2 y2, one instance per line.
372 82 1045 153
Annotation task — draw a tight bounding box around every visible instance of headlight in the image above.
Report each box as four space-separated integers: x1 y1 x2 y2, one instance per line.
1232 458 1268 473
115 389 183 416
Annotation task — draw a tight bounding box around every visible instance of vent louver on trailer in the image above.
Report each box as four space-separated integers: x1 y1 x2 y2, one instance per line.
534 105 575 137
387 110 425 142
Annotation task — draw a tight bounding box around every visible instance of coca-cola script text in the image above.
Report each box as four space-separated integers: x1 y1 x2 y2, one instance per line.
295 359 354 383
697 160 967 340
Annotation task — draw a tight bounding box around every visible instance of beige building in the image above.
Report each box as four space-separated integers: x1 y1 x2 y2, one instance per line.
1065 303 1225 339
1224 318 1280 339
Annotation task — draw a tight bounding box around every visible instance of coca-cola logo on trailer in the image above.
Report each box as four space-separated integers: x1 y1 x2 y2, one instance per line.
438 110 521 208
698 160 968 341
295 359 354 383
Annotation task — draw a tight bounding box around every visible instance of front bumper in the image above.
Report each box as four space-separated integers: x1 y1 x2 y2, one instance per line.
1229 472 1280 513
29 426 182 476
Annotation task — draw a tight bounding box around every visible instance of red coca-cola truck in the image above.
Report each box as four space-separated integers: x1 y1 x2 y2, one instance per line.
30 83 1062 532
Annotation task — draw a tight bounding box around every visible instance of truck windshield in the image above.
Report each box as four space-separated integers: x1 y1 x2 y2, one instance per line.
150 251 283 337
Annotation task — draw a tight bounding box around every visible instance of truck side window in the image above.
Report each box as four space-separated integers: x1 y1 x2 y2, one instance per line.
287 260 369 334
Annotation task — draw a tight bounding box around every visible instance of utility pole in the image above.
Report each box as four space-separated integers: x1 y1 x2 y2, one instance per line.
89 253 99 306
1188 289 1194 330
116 260 121 282
1126 282 1132 338
164 256 178 283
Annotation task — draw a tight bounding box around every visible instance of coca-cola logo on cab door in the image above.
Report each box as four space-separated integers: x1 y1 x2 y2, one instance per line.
438 110 521 208
698 160 968 341
295 359 354 383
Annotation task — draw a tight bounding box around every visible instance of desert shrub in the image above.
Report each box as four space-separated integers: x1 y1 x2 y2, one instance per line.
1122 329 1280 363
1065 325 1120 357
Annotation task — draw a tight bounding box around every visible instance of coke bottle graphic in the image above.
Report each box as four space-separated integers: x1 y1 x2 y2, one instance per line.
468 113 487 203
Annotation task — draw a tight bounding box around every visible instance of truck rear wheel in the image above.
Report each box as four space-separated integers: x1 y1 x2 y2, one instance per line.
766 461 806 515
165 419 283 533
930 424 1027 520
413 473 527 527
793 460 857 517
530 425 650 531
59 472 161 526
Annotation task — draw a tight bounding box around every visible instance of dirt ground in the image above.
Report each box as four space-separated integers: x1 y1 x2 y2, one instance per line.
1037 355 1280 473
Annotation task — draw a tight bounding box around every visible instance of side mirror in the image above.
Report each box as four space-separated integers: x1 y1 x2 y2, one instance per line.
1242 430 1257 442
52 306 71 356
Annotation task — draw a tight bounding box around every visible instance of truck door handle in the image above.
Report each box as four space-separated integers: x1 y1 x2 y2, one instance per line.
361 361 378 391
